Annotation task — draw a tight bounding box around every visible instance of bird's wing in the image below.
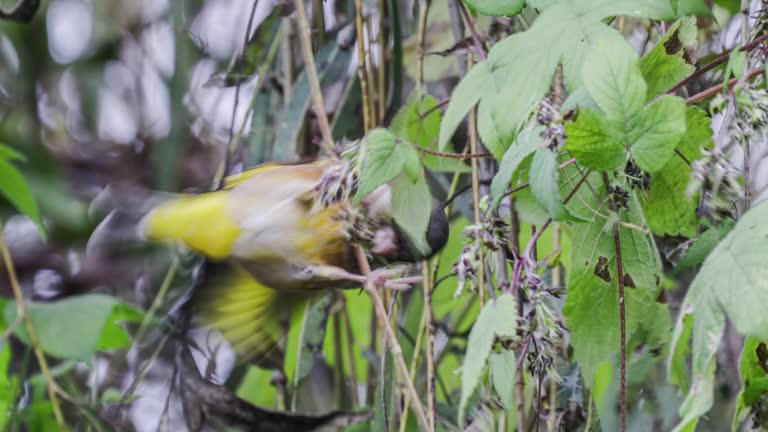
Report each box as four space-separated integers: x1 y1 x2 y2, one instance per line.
192 262 309 369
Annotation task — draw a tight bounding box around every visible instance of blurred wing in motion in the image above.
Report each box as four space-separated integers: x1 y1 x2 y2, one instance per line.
192 262 307 369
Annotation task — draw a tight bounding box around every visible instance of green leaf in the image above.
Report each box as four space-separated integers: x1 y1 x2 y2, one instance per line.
490 125 541 207
462 0 525 16
733 337 768 429
355 129 415 202
640 17 698 98
564 190 662 383
582 32 647 122
438 61 491 151
627 95 687 172
673 222 734 272
723 45 746 86
391 91 469 173
565 107 626 171
713 0 740 14
529 148 573 221
0 144 24 161
391 174 432 255
668 200 768 431
391 91 441 149
458 294 518 426
674 0 713 16
4 294 143 361
0 157 43 233
489 350 517 413
567 31 688 173
640 106 711 237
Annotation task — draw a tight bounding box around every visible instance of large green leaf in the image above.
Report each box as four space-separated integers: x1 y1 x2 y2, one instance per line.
4 294 143 362
564 189 662 383
627 95 687 172
639 17 698 98
640 107 711 237
462 0 526 16
458 294 518 426
355 129 419 202
391 92 469 173
582 32 646 122
565 108 625 171
566 33 688 172
668 200 768 431
440 0 697 152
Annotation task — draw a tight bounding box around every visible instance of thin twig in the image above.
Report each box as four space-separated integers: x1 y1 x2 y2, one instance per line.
355 0 372 132
667 33 768 95
416 0 432 89
414 145 491 159
292 0 335 153
455 0 487 60
741 0 752 209
354 246 430 431
468 97 485 306
0 225 67 430
422 264 436 431
377 0 388 123
222 0 260 178
684 66 765 105
364 16 379 124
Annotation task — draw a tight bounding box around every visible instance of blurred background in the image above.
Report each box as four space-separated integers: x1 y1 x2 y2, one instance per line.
0 0 766 431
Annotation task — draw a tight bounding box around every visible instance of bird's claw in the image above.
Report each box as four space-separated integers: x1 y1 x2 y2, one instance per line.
366 268 422 291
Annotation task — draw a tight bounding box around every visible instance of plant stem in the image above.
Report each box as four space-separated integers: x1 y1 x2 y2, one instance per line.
354 246 430 431
469 103 485 306
614 222 627 432
364 16 379 124
422 263 436 431
684 66 765 105
377 0 388 123
416 0 431 89
455 0 487 60
355 0 372 132
602 172 626 432
293 0 335 151
667 33 768 95
0 225 67 431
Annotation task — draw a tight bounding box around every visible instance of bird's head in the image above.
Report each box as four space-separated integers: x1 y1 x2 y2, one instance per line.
359 185 449 263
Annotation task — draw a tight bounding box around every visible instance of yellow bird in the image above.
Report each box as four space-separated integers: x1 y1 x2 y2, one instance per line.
90 160 448 368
